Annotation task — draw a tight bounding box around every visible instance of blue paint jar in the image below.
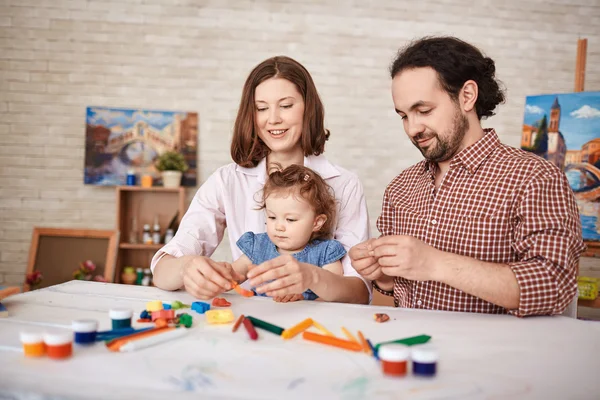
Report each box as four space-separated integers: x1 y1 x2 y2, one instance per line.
411 346 438 377
72 319 98 345
126 169 136 186
109 308 133 330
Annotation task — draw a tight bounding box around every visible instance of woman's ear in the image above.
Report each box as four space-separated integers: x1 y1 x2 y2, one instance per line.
313 214 327 232
460 80 478 113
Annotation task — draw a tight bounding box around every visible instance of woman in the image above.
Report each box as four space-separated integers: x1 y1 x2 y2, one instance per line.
151 56 371 304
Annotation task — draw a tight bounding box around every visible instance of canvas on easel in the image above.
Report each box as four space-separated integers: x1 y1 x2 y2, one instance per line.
25 228 118 291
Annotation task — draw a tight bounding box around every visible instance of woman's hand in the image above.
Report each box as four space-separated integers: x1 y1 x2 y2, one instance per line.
246 254 317 298
181 256 244 299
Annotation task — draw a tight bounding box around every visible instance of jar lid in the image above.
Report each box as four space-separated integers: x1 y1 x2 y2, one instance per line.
411 345 438 363
20 332 44 344
109 308 133 319
72 319 98 333
43 331 73 346
378 344 410 362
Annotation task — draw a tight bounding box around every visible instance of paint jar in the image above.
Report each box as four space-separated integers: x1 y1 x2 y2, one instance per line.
20 332 45 357
126 169 137 186
411 346 438 377
378 344 410 377
141 174 153 188
109 308 133 329
72 319 98 345
43 332 73 360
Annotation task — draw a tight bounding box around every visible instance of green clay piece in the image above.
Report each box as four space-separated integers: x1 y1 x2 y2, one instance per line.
374 334 431 351
246 316 284 336
171 300 190 310
178 313 193 328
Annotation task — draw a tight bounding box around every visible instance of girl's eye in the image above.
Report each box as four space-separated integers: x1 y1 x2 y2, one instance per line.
268 216 275 220
256 107 267 112
286 219 296 222
281 104 292 109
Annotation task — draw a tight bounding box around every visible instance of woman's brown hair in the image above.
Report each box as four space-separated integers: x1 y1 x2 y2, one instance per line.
259 164 336 242
231 56 330 168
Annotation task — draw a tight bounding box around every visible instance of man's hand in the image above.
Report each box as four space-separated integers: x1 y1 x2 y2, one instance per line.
370 235 441 281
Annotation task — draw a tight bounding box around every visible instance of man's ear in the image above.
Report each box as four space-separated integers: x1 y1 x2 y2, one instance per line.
460 80 478 113
313 214 327 232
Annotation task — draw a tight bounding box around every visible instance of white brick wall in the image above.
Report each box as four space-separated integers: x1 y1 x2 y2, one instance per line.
1 0 599 285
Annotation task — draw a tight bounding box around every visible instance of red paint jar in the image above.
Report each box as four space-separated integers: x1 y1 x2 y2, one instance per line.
43 332 73 360
378 344 409 377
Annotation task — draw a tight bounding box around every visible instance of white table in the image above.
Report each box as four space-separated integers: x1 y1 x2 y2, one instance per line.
1 281 599 399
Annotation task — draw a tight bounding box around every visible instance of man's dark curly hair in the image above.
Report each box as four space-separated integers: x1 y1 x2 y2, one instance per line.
390 36 506 120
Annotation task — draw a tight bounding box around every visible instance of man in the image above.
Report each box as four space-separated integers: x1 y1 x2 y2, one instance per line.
350 36 585 316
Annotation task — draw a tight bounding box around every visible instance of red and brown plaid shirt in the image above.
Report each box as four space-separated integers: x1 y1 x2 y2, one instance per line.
376 129 585 316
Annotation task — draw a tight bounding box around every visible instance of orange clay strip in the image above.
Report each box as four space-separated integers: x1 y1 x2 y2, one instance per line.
357 330 371 354
232 315 245 333
281 318 313 340
106 326 173 352
230 280 254 297
341 327 359 344
302 331 363 352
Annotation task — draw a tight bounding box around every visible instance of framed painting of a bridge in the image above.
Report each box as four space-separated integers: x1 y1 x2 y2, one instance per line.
521 91 600 242
84 106 198 187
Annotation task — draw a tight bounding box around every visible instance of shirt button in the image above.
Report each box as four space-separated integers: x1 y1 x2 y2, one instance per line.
430 219 437 225
416 300 422 306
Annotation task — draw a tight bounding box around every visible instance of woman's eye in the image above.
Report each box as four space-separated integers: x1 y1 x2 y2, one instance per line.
281 104 292 109
256 107 267 112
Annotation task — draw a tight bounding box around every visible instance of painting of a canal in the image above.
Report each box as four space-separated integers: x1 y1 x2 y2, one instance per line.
84 107 198 186
521 92 600 241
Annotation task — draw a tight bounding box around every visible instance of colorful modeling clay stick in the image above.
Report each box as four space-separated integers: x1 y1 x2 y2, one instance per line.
374 334 431 351
341 327 359 343
357 330 370 353
302 331 362 352
232 315 245 333
281 318 313 340
245 316 284 335
119 328 188 352
230 280 255 297
312 320 335 337
105 326 173 352
242 317 258 340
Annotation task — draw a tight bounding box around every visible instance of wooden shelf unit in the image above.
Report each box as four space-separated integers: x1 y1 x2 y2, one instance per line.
114 186 186 284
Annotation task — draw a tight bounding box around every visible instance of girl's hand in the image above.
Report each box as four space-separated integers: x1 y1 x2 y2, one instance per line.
181 256 244 299
246 255 317 298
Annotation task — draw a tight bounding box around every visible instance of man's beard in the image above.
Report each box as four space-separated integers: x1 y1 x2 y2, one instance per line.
412 108 469 163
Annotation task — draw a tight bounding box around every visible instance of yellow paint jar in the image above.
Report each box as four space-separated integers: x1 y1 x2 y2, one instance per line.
20 332 45 357
141 175 153 188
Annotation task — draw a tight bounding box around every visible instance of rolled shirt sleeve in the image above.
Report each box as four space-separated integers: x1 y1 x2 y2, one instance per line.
508 169 585 317
150 169 227 273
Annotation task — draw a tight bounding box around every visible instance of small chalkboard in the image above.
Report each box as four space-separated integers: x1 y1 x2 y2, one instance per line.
25 228 118 291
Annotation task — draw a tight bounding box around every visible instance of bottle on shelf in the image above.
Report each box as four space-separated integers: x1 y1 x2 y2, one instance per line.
135 268 144 285
142 224 152 244
141 268 152 286
152 216 161 245
128 215 138 244
165 228 174 244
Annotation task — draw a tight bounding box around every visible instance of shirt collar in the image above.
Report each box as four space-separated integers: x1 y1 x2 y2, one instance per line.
422 128 500 176
236 154 341 184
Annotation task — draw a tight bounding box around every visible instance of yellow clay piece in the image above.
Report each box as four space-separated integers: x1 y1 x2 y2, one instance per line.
146 300 163 312
205 309 235 324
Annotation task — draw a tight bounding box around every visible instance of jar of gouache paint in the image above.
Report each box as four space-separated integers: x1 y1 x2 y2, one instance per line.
378 344 410 377
109 308 133 329
20 332 45 357
43 332 73 360
411 346 438 377
72 319 98 345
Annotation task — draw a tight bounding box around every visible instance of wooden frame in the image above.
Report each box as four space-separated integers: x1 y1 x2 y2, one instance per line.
25 228 118 291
